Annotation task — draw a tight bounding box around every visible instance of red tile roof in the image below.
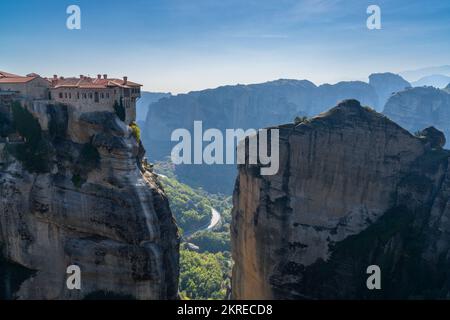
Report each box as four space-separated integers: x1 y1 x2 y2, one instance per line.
0 71 21 78
49 77 142 89
0 70 38 83
0 71 142 89
0 76 37 84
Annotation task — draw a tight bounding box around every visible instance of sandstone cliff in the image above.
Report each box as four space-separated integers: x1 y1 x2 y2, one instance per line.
383 86 450 147
232 100 450 299
0 101 179 299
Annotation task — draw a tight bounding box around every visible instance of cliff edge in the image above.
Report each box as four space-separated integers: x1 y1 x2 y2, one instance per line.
0 101 179 299
232 99 450 299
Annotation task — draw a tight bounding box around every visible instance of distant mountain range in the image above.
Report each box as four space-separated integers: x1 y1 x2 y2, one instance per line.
140 73 411 193
400 65 450 82
136 91 171 122
383 86 450 147
411 74 450 88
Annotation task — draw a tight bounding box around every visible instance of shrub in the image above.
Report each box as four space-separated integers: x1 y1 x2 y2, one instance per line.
11 102 42 145
130 122 141 141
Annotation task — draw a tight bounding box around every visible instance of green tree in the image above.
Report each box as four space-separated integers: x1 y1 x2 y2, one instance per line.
179 250 230 300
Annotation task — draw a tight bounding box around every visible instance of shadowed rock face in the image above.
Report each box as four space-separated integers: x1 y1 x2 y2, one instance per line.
231 100 450 299
383 86 450 147
0 104 179 300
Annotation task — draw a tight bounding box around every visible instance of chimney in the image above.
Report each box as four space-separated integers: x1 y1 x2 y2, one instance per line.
123 76 128 84
97 74 101 80
103 74 108 79
80 75 84 79
53 75 58 80
59 76 64 80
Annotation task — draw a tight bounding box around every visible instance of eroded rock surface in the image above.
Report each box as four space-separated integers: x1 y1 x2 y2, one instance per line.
0 103 179 300
232 99 450 299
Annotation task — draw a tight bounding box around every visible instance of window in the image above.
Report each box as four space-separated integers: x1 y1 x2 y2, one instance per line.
69 93 72 99
59 92 63 99
64 92 68 99
77 92 80 99
106 93 110 98
101 93 104 99
89 93 93 99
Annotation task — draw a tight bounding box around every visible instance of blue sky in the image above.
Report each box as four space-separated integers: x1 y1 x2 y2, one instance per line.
1 0 449 93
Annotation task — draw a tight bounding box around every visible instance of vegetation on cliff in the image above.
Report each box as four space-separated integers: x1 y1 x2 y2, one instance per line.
130 121 141 141
153 160 233 299
113 100 126 122
7 102 51 173
179 250 231 300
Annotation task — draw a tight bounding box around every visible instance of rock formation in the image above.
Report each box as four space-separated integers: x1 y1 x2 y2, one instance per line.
143 76 407 194
369 72 411 110
231 99 450 299
0 101 179 299
383 86 450 147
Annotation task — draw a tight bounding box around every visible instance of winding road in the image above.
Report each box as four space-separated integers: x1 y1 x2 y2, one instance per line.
183 207 222 240
156 173 222 239
207 207 221 230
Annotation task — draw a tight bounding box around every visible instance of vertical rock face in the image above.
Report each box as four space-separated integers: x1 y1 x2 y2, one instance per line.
383 86 450 147
232 100 450 299
368 73 411 111
0 103 179 299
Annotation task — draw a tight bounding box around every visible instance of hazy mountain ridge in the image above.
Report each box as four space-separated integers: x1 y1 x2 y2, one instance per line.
136 91 171 122
400 65 450 82
142 73 410 193
383 86 450 147
411 74 450 88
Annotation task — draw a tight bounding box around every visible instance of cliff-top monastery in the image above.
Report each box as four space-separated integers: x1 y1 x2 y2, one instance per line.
0 71 142 124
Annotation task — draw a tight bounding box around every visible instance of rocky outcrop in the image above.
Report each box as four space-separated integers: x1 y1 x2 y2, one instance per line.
143 79 385 193
231 100 450 299
383 86 450 147
369 73 411 110
0 102 179 299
